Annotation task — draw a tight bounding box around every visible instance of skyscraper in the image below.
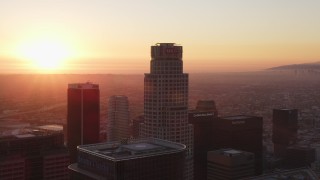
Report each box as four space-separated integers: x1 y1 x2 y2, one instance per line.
188 100 218 180
141 43 194 180
107 95 130 141
272 109 298 157
67 82 100 163
213 115 263 175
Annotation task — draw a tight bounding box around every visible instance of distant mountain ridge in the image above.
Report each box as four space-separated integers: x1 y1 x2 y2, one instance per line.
268 62 320 70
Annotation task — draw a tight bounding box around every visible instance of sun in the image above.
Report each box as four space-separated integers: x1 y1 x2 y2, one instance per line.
17 37 73 72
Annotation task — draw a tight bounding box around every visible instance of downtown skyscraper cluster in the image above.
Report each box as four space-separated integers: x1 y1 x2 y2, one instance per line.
67 43 194 180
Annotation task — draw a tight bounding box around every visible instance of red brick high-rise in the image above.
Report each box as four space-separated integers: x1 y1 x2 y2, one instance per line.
67 82 100 163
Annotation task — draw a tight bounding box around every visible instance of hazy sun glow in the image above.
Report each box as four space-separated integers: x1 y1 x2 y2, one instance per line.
1 1 320 73
16 37 73 72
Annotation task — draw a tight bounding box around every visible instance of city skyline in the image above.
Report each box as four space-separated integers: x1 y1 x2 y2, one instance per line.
1 0 320 73
1 42 320 179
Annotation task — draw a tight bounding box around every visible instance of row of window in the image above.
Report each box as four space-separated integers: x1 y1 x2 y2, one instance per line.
145 100 187 104
144 117 188 121
144 96 187 101
144 105 188 108
151 61 182 66
145 86 188 90
145 78 187 82
144 112 187 116
144 123 189 128
145 111 187 115
145 74 188 79
144 94 187 98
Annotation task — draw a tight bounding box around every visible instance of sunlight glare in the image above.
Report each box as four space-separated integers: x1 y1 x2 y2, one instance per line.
17 38 73 72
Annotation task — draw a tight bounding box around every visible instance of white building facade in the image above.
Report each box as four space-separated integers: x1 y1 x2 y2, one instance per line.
107 95 130 141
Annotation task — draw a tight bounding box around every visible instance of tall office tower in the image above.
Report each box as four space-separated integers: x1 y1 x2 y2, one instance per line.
67 82 100 163
188 100 218 180
69 138 186 180
272 109 298 158
0 127 69 180
207 149 255 180
213 115 263 175
141 43 194 180
107 95 130 141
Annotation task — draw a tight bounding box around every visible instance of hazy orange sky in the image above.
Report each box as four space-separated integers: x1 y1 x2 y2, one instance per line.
0 0 319 73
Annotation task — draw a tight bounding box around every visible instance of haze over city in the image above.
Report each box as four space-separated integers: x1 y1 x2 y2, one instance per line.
1 0 320 73
1 1 320 180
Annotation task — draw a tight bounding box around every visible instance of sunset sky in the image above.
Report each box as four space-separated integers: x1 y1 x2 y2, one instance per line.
0 0 319 73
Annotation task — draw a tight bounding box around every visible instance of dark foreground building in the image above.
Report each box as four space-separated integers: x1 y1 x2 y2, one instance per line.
213 115 263 175
207 149 255 180
188 100 218 180
67 82 100 163
284 146 315 169
242 167 318 180
0 127 69 180
272 109 298 157
131 115 144 138
69 138 186 180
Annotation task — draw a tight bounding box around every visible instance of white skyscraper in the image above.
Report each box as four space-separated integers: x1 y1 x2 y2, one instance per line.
107 95 130 141
141 43 194 180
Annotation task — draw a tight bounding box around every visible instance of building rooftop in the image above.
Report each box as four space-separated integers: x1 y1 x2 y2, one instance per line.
122 142 163 152
224 149 242 155
154 43 176 46
222 115 256 120
209 148 254 158
68 82 99 89
273 108 298 112
37 124 63 131
207 149 255 167
0 124 63 139
15 134 35 138
78 138 186 161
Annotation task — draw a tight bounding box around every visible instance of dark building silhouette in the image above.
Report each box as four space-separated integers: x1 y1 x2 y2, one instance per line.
0 127 69 180
132 115 144 138
69 138 186 180
67 82 100 163
284 146 315 169
242 167 319 180
272 109 298 157
213 115 263 175
140 43 194 179
207 149 255 180
188 100 218 180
